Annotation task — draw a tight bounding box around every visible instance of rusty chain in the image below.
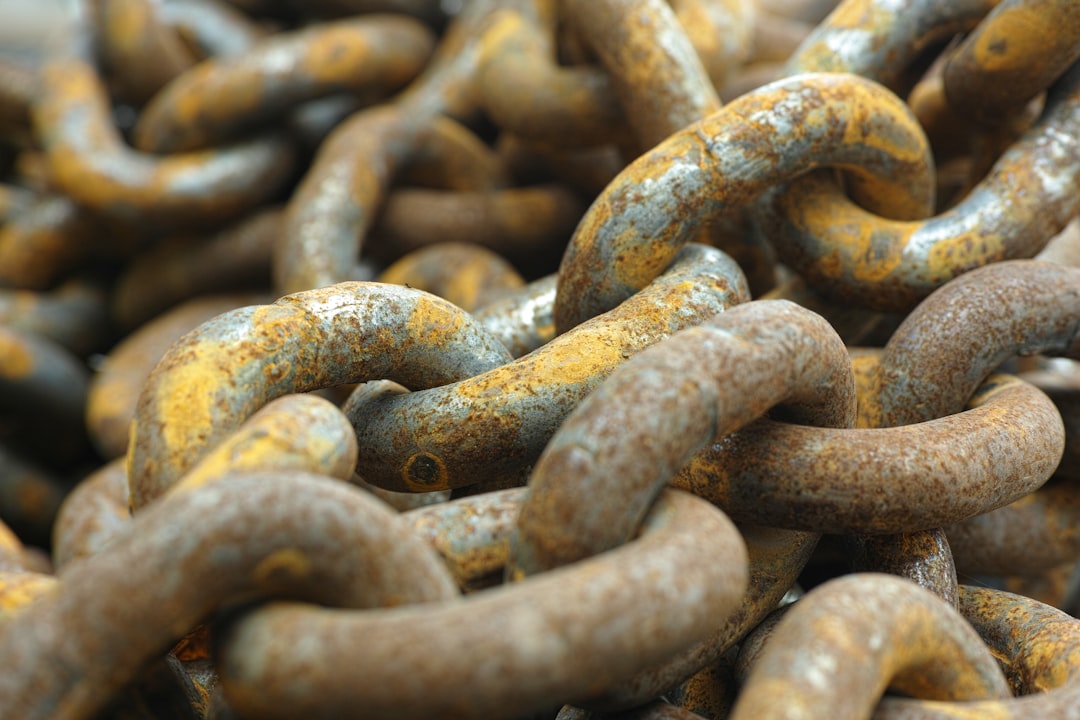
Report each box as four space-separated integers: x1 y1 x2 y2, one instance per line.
1 0 1080 717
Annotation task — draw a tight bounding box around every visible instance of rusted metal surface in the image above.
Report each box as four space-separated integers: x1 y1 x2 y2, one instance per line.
730 573 1011 719
3 0 1080 716
214 489 748 720
943 0 1080 125
875 586 1080 718
554 71 935 332
563 0 720 149
511 299 855 575
33 7 296 227
134 15 436 152
760 68 1080 311
0 472 459 720
370 183 586 265
675 372 1064 533
88 294 267 460
347 243 749 493
111 208 281 329
473 273 557 357
0 279 111 356
377 242 524 312
128 282 512 508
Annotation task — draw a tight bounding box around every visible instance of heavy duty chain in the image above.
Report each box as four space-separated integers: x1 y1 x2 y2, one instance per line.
1 0 1079 718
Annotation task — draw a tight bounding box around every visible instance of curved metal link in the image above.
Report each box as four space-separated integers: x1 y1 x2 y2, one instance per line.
554 71 934 333
213 488 748 720
127 282 512 509
729 573 1011 720
345 243 749 492
0 472 459 720
510 299 855 576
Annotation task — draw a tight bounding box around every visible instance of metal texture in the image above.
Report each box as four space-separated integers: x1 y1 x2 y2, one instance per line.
554 71 934 333
34 4 296 227
213 489 748 720
128 282 512 508
377 242 525 312
943 0 1080 125
133 15 436 152
674 372 1064 533
0 472 459 720
730 573 1011 720
875 586 1080 718
345 243 749 492
510 299 855 575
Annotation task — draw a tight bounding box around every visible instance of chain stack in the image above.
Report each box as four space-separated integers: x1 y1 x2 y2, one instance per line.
1 0 1079 717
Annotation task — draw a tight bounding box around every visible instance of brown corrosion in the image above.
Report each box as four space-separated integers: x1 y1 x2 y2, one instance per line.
876 586 1080 718
134 15 436 153
675 373 1065 534
111 208 281 330
944 0 1080 125
127 282 512 508
347 244 749 493
371 183 586 267
214 489 748 719
0 196 107 291
0 278 110 357
33 11 296 227
762 68 1080 311
730 573 1010 720
511 299 854 575
565 0 721 149
871 260 1080 427
475 6 628 149
94 0 198 105
51 459 130 570
0 472 459 720
554 71 934 332
87 294 267 460
377 242 525 312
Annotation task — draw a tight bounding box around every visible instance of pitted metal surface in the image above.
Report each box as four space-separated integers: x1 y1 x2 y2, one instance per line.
2 0 1079 717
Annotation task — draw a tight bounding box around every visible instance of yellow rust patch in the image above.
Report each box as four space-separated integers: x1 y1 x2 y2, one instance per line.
0 572 57 617
253 548 312 588
0 332 33 379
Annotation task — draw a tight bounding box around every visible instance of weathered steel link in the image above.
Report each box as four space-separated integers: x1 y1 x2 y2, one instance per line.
51 459 128 570
369 182 586 265
0 472 459 720
133 15 436 153
377 242 525 312
34 5 297 226
274 0 499 294
674 372 1064 534
345 243 749 493
0 195 109 291
554 71 935 333
510 298 855 576
943 0 1080 126
729 574 1011 720
88 294 268 460
474 5 627 149
871 260 1080 428
0 279 111 356
4 0 1080 715
0 326 91 467
563 0 721 149
875 586 1080 718
761 64 1080 311
214 489 748 719
128 282 512 508
472 273 557 357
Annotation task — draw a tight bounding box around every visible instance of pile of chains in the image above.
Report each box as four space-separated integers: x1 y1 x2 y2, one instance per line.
2 0 1080 717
